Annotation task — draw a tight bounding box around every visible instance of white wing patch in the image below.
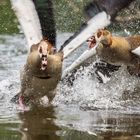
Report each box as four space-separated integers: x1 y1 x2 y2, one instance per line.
63 12 111 58
131 46 140 57
10 0 42 50
62 43 98 79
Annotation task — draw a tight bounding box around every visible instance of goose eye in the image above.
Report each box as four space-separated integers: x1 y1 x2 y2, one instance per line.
51 48 57 54
97 31 102 38
86 36 95 42
39 46 42 53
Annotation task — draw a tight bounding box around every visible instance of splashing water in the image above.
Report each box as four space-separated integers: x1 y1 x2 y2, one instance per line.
0 33 140 119
54 64 140 113
0 34 140 139
0 35 26 122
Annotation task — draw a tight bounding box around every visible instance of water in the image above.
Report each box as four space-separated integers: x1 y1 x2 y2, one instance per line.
0 34 140 140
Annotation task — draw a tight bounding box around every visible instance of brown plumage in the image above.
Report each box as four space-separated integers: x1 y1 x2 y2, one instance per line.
89 29 140 75
13 39 63 106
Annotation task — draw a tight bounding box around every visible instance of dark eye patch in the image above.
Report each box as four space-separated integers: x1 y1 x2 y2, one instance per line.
42 54 47 58
97 31 102 38
39 46 42 53
51 47 57 54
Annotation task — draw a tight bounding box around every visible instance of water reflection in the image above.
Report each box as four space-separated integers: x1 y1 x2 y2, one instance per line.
18 105 140 140
19 106 61 140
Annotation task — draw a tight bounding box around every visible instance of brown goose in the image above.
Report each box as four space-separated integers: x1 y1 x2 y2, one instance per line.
12 39 63 106
88 29 140 75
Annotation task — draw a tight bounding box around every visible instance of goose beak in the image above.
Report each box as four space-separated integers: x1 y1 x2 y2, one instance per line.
38 41 49 71
40 54 48 70
87 36 96 48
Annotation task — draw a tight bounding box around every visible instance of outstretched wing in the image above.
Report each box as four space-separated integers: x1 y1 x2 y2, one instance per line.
33 0 56 46
10 0 56 50
61 12 111 59
10 0 42 50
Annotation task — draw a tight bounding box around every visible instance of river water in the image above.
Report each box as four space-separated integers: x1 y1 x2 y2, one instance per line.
0 33 140 140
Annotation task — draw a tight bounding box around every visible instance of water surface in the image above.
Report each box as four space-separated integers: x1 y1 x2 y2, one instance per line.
0 34 140 140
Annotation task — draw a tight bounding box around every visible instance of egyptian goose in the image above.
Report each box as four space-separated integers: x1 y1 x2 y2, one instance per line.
88 29 140 75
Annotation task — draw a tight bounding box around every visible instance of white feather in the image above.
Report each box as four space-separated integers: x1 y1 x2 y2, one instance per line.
63 12 111 59
10 0 42 50
62 43 98 79
131 46 140 57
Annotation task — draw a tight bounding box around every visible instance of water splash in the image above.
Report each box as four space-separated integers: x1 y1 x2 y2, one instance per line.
0 35 26 122
0 34 140 118
0 73 20 122
54 64 140 113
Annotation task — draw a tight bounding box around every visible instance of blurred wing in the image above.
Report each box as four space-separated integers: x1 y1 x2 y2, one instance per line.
62 43 98 79
62 12 111 59
33 0 56 46
10 0 42 50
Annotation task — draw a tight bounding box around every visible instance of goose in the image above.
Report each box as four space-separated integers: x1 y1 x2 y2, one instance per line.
10 0 63 106
17 39 63 106
88 29 140 75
